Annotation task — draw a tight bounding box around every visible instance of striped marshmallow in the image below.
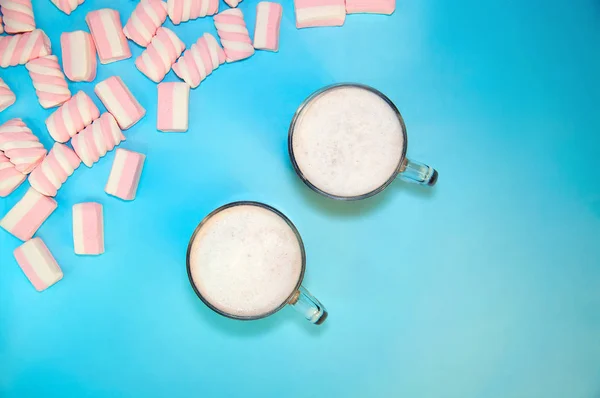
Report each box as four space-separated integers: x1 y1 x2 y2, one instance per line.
0 119 47 175
157 82 189 132
13 238 63 291
86 9 131 64
0 0 36 34
71 113 125 168
0 78 16 112
28 143 81 197
105 149 145 201
0 188 57 241
135 27 185 83
123 0 168 48
254 2 283 52
294 0 346 28
94 76 146 130
72 202 104 255
25 55 72 109
46 91 100 143
345 0 395 14
0 150 26 197
214 8 254 63
224 0 242 8
61 31 97 82
50 0 85 15
167 0 219 25
172 33 225 88
0 29 51 68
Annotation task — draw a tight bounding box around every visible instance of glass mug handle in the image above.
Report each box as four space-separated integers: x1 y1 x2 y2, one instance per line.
398 158 438 186
288 286 328 325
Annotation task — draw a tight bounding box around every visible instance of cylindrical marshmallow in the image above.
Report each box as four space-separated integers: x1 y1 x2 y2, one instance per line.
0 29 51 68
123 0 168 48
86 9 131 64
45 91 100 143
167 0 219 25
50 0 85 15
224 0 242 8
294 0 346 28
0 150 26 197
25 55 72 109
135 27 185 83
28 143 81 197
157 82 189 132
0 0 36 34
61 31 97 82
13 238 63 292
72 202 104 255
94 76 146 130
254 2 283 52
172 33 225 88
71 113 125 168
0 77 16 112
0 118 47 174
214 8 254 63
345 0 395 14
0 188 57 241
105 149 145 201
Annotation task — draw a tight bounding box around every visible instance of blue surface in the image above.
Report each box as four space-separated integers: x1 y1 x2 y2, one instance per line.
1 0 600 397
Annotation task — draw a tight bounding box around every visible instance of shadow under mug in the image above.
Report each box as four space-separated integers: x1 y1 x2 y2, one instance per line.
186 201 328 325
288 83 438 201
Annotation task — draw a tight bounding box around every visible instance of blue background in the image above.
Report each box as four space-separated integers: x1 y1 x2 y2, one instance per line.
1 0 600 397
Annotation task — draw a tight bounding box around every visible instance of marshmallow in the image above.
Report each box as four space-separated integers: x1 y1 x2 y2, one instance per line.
0 15 3 33
214 8 254 63
86 9 131 64
14 238 63 291
72 202 104 255
254 2 283 52
94 76 146 130
167 0 219 25
135 27 185 83
157 82 189 132
105 149 145 201
345 0 395 14
0 188 57 241
294 0 345 28
71 113 125 168
28 143 81 197
0 119 47 174
0 77 16 112
0 150 26 197
50 0 85 15
172 33 225 88
0 29 51 68
25 55 72 109
224 0 242 8
61 31 97 82
0 0 36 34
123 0 168 48
46 91 100 143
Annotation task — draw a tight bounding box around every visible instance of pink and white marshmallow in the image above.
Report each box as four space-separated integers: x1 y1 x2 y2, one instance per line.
135 27 184 83
123 0 168 48
71 113 125 168
25 55 72 109
345 0 395 15
0 119 47 174
172 33 225 88
0 78 16 112
61 31 97 82
13 238 63 291
294 0 346 28
224 0 242 8
46 91 100 143
254 2 283 52
105 149 145 201
214 8 254 62
167 0 219 25
86 9 131 64
0 29 51 68
50 0 85 15
0 188 57 241
157 82 189 132
0 150 26 197
72 202 104 255
94 76 146 130
0 0 36 34
28 143 81 197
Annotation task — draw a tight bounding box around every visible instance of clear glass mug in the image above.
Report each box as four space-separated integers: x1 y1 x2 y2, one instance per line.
186 201 328 325
288 83 438 201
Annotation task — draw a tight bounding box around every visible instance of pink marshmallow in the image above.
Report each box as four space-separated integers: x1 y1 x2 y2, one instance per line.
294 0 345 28
105 149 145 201
71 113 125 168
157 82 189 132
61 31 97 82
167 0 219 25
0 29 51 68
94 76 146 130
224 0 242 8
50 0 85 15
46 91 100 143
72 202 104 255
25 55 72 109
345 0 395 15
0 150 26 197
123 0 168 48
172 33 225 88
86 9 131 64
0 118 47 174
28 143 81 197
13 237 63 292
135 27 185 83
0 0 36 34
254 2 282 52
214 8 254 63
0 77 16 112
0 188 57 241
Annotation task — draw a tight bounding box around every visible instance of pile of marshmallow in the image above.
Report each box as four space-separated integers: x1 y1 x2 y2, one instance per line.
0 0 395 292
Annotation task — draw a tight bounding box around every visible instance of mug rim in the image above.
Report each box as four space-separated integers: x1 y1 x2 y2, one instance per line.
186 201 307 321
288 83 409 201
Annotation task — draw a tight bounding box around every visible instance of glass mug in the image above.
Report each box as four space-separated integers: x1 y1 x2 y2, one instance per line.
288 83 438 201
186 201 328 325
